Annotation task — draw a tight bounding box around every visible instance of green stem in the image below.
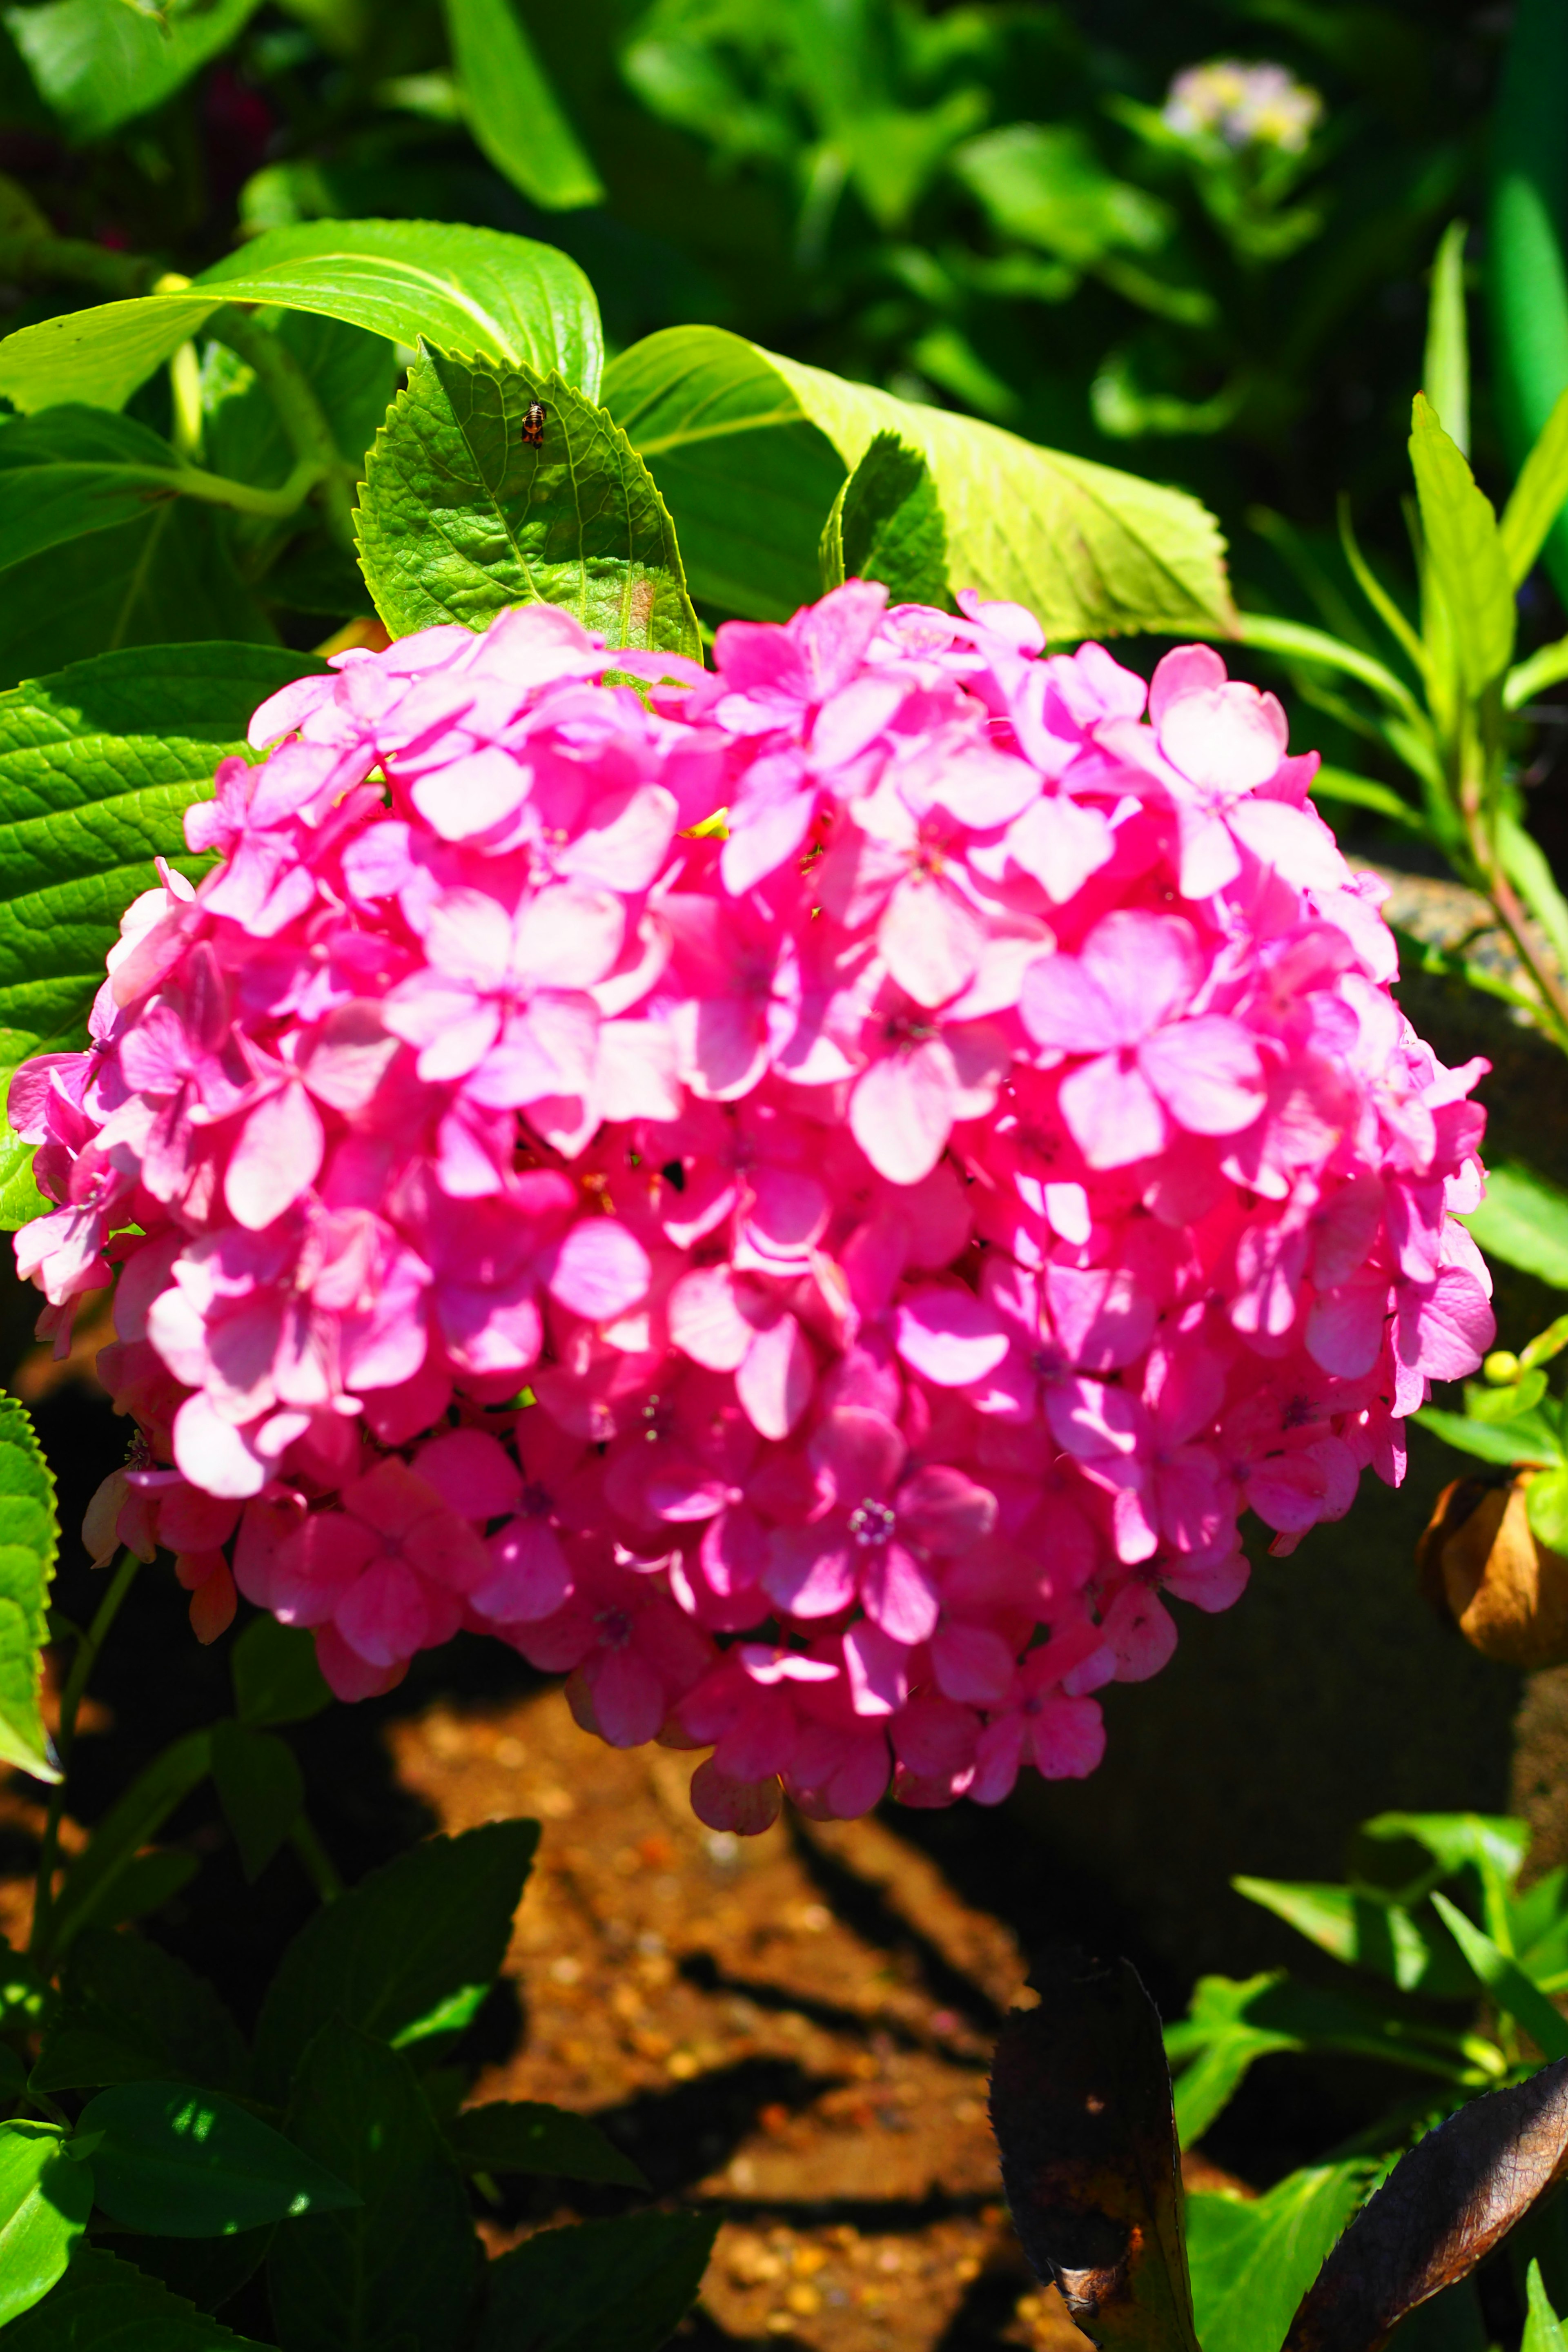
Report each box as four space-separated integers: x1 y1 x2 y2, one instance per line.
167 454 327 519
289 1814 343 1904
207 305 359 557
0 234 159 300
29 1549 143 1958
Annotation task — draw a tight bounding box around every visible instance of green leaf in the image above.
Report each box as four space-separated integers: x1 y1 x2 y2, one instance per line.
1 2244 270 2349
1408 391 1517 693
46 1731 212 1959
80 2081 357 2239
1186 2163 1376 2352
202 311 399 487
33 1927 247 2095
1498 809 1568 984
1503 390 1568 589
446 2102 648 2188
252 1822 538 2105
604 324 1235 635
1355 1812 1532 1898
949 122 1172 269
1429 1893 1568 2058
441 0 603 210
211 1721 304 1886
1232 1877 1473 1996
1232 611 1424 720
0 407 185 574
0 220 603 419
1466 1369 1550 1421
1463 1162 1568 1286
0 639 323 1228
1530 1468 1568 1552
356 347 700 658
1309 766 1423 829
83 1848 199 1934
0 2120 92 2326
1413 1405 1563 1468
0 1394 57 1783
476 2211 719 2352
1423 221 1471 461
4 0 262 142
390 1984 491 2050
231 1615 332 1728
820 430 951 608
267 2023 476 2352
1526 2258 1568 2352
1507 632 1568 708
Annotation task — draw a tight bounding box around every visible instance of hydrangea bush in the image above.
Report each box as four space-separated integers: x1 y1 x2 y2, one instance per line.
13 584 1494 1832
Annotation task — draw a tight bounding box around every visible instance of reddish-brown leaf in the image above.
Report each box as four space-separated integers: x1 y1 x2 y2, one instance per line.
988 1950 1200 2352
1284 2059 1568 2352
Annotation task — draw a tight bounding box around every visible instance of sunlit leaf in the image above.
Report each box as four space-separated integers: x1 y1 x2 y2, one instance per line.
1189 2163 1376 2352
441 0 604 210
4 0 261 141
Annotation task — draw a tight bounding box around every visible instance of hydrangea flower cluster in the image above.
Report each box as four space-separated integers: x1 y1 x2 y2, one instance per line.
14 584 1494 1831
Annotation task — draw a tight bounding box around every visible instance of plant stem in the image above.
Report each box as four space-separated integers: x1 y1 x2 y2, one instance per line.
0 234 160 300
290 1815 343 1904
29 1548 143 1957
1466 815 1568 1052
207 304 360 557
168 454 328 519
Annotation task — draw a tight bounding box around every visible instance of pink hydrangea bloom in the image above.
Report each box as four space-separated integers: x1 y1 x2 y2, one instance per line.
27 588 1492 1819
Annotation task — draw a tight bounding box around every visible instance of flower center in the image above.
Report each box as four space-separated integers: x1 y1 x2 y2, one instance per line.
847 1498 896 1548
594 1605 633 1648
519 1480 552 1519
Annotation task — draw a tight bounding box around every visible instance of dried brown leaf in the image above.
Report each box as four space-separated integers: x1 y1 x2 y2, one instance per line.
988 1950 1199 2352
1284 2059 1568 2352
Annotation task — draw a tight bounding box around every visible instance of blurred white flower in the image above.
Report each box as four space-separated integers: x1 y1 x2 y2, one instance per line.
1164 60 1323 155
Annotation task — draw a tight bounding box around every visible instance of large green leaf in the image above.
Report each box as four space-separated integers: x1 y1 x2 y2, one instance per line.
357 347 700 655
267 2025 475 2352
3 0 262 142
0 2120 92 2326
0 221 603 418
202 310 400 486
0 1394 57 1784
1463 1162 1568 1286
252 1822 538 2104
603 324 1235 633
2 2245 269 2348
476 2212 718 2352
446 2101 647 2188
1408 392 1517 693
441 0 604 210
0 407 184 574
1187 2163 1375 2352
1415 1403 1564 1468
819 430 952 607
33 1927 248 2095
80 2080 359 2238
0 640 325 1226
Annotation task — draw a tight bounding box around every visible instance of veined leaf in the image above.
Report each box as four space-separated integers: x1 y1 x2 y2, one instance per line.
1463 1162 1568 1286
0 220 603 418
604 324 1235 635
0 641 324 1227
477 2210 719 2352
4 0 261 142
202 310 399 488
1189 2163 1376 2352
81 2080 359 2238
1415 1405 1563 1468
1503 388 1568 588
1408 391 1516 693
252 1821 538 2104
0 2120 92 2327
0 1395 57 1784
441 0 604 210
820 430 951 607
1 2245 270 2349
211 1721 304 1886
356 347 700 657
33 1926 247 2095
0 406 183 573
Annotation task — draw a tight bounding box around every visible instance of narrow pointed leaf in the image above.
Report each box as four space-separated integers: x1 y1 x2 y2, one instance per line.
446 2101 648 2187
1525 2259 1568 2352
441 0 603 209
1423 221 1471 459
1408 392 1516 691
1414 1405 1563 1467
231 1615 332 1728
989 1951 1200 2352
1284 2060 1568 2352
356 346 699 657
46 1731 212 1958
211 1721 305 1885
34 1926 247 2095
1428 1895 1568 2058
1503 389 1568 588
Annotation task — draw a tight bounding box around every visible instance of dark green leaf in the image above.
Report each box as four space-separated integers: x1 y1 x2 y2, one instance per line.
252 1822 538 2105
605 325 1234 635
0 221 603 417
820 430 951 608
357 346 699 657
1408 392 1516 693
441 0 603 210
1284 2061 1568 2352
1468 1164 1568 1287
36 1927 248 2096
0 2120 92 2325
83 1849 199 1934
477 2211 718 2352
211 1722 304 1886
2 2243 269 2348
267 2023 476 2352
80 2080 358 2238
0 1394 58 1782
1413 1406 1562 1468
988 1951 1200 2352
128 2228 275 2323
1429 1895 1568 2059
447 2103 647 2189
46 1731 212 1958
231 1615 332 1729
1231 1877 1474 1997
202 311 399 488
0 407 185 573
1191 2165 1375 2352
0 640 323 1228
4 0 263 142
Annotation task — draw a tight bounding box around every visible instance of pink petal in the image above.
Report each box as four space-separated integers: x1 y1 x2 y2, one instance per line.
668 1267 755 1372
849 1041 957 1184
544 1220 650 1321
1138 1015 1265 1136
225 1084 325 1232
896 1465 998 1554
878 879 984 1009
861 1540 940 1642
414 1428 523 1519
1058 1051 1167 1170
735 1312 815 1440
894 1285 1008 1388
335 1559 429 1666
842 1620 910 1715
585 1645 666 1747
471 1518 574 1623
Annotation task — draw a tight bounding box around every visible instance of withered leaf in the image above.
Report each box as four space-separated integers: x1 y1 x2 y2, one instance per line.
1284 2058 1568 2352
989 1949 1200 2352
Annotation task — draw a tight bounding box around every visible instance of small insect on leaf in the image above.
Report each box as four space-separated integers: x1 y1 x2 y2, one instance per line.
522 399 547 448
